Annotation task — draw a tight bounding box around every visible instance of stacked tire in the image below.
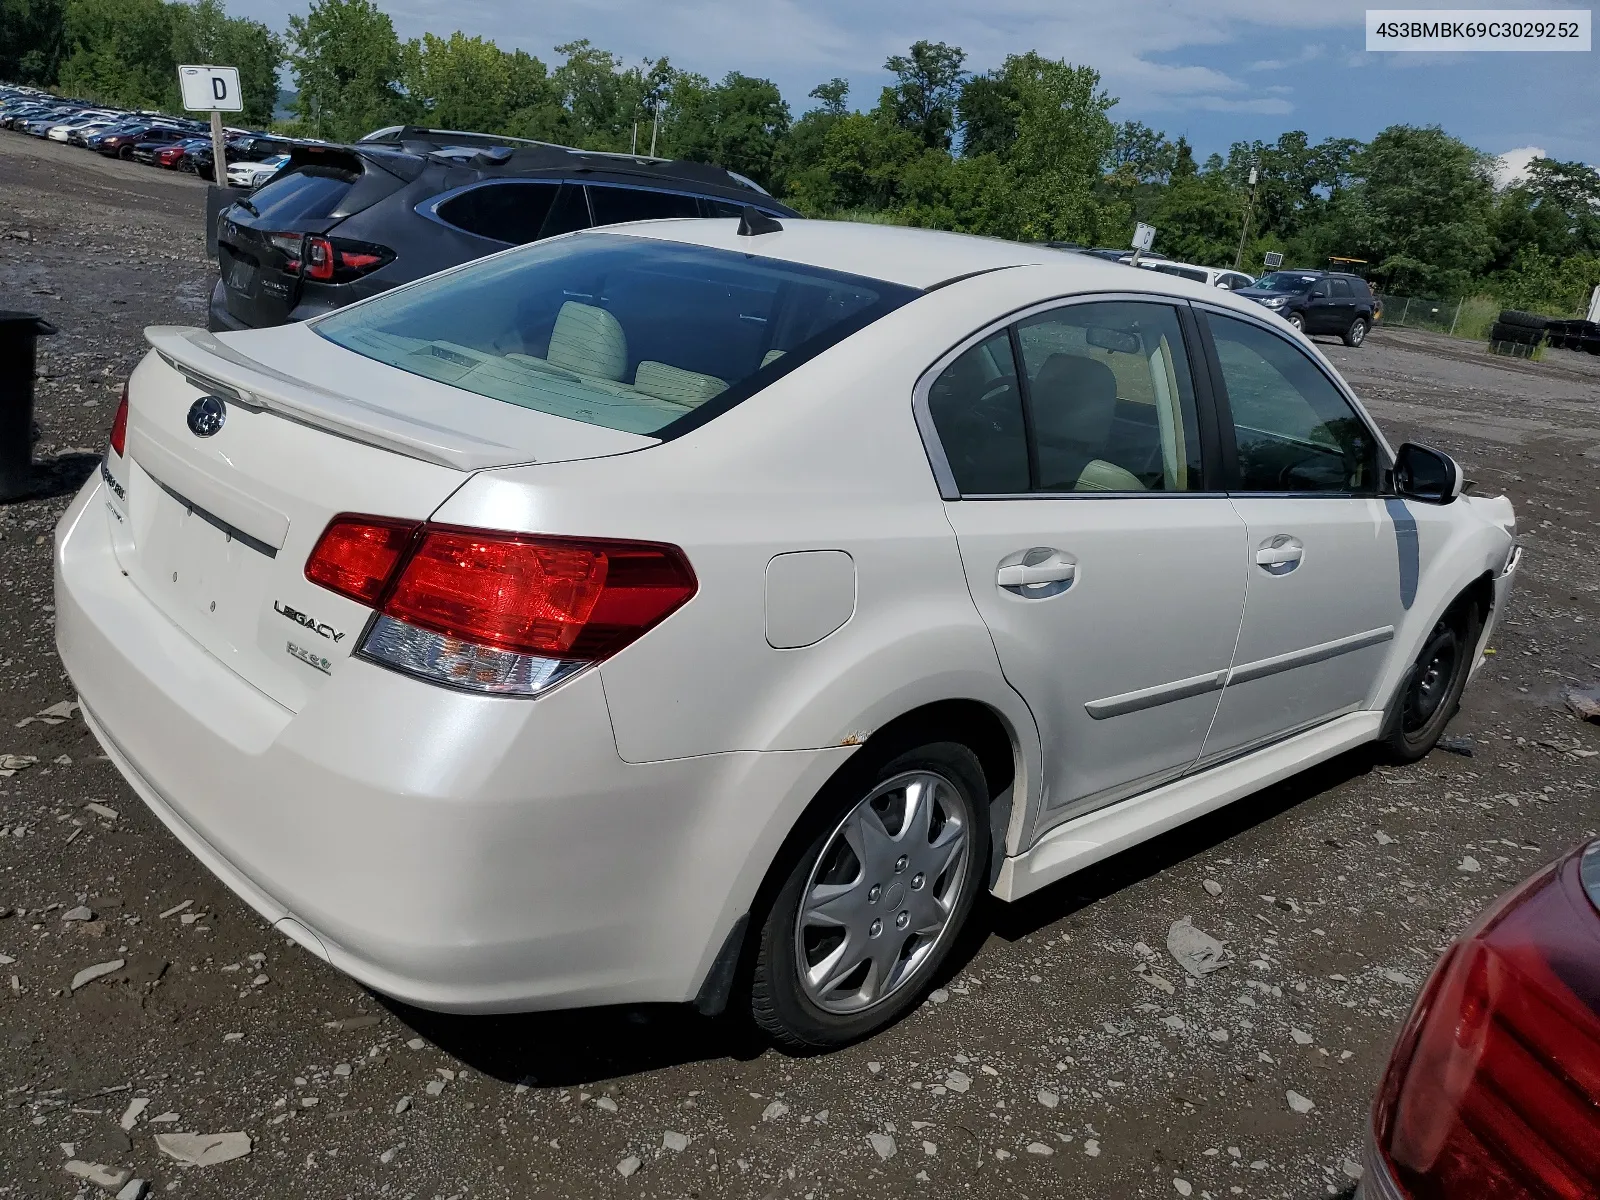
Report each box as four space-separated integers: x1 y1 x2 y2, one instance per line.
1489 310 1548 346
1544 319 1600 355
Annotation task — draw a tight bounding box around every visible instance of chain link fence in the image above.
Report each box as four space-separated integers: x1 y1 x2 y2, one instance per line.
1378 295 1464 334
1377 295 1500 341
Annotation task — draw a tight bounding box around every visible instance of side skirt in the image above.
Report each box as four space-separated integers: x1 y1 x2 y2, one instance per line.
991 710 1382 902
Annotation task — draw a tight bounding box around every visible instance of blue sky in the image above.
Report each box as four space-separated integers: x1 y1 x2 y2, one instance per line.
252 0 1597 165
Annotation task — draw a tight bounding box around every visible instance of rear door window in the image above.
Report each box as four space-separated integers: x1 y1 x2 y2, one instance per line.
1330 278 1352 298
434 181 560 245
587 186 703 226
245 168 356 223
926 333 1030 495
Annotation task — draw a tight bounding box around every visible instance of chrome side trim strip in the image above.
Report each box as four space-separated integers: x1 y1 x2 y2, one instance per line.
1085 668 1229 720
1226 626 1394 686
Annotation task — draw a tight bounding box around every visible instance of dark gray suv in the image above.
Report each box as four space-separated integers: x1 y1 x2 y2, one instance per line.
1234 270 1378 347
209 127 797 333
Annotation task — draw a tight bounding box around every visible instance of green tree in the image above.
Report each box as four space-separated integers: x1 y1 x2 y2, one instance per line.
0 0 66 84
1152 171 1243 265
778 79 852 201
402 31 512 133
809 77 849 117
287 0 409 141
955 70 1017 158
59 0 175 107
1334 125 1495 296
881 40 966 150
999 52 1117 242
1109 120 1174 184
168 0 282 128
671 71 791 190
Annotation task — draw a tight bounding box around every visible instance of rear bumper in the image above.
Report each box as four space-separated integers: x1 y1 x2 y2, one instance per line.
55 473 847 1012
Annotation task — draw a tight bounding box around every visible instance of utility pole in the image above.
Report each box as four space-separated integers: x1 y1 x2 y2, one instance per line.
1233 163 1258 271
649 107 661 157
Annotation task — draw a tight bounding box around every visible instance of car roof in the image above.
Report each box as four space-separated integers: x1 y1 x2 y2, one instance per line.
593 218 1143 290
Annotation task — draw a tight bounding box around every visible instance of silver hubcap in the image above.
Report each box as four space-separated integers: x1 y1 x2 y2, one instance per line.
794 770 971 1014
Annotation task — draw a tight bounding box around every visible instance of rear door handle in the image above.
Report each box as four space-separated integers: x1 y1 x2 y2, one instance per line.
1255 537 1304 575
997 549 1076 597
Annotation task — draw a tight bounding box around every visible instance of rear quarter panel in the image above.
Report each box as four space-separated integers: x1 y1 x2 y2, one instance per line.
430 273 1067 856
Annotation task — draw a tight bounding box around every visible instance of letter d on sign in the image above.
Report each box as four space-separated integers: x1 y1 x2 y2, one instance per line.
178 65 243 113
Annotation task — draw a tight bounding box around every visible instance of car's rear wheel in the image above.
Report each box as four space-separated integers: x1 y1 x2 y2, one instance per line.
1343 317 1369 347
1383 606 1481 762
750 742 987 1051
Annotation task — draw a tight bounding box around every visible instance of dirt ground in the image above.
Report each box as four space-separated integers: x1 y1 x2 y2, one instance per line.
1 134 1596 1200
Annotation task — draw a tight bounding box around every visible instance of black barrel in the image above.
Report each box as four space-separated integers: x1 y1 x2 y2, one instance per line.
0 311 58 501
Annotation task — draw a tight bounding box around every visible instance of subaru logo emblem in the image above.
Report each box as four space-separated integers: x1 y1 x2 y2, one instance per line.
187 396 226 438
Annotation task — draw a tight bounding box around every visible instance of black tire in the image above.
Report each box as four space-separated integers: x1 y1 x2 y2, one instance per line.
1381 604 1482 763
750 741 989 1051
1490 323 1536 346
1287 312 1306 332
1497 310 1549 331
1342 316 1369 347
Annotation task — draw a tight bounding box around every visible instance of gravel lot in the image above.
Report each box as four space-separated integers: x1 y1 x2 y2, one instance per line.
2 134 1597 1200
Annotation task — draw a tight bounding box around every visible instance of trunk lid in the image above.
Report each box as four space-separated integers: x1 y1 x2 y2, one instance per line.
109 324 653 711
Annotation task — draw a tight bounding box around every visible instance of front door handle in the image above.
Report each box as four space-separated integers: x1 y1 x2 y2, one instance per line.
997 548 1076 597
1255 536 1304 575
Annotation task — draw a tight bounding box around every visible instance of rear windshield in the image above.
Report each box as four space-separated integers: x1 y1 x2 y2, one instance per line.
241 168 355 223
312 232 919 437
1254 272 1321 293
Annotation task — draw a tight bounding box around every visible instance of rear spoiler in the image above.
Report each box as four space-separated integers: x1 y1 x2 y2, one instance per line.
144 326 521 471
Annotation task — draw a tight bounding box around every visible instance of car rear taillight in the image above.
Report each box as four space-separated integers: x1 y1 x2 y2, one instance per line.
1371 844 1600 1200
303 519 696 696
304 515 419 606
300 236 394 283
109 384 128 457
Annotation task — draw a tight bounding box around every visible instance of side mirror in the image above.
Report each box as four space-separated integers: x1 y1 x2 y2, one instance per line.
1394 442 1462 504
1309 287 1328 299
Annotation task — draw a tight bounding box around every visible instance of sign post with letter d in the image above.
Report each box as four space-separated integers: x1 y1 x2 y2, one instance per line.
178 65 242 183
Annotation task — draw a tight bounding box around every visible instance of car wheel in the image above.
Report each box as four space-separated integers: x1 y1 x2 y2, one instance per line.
1382 606 1481 763
1343 317 1368 347
750 742 988 1051
1287 312 1306 332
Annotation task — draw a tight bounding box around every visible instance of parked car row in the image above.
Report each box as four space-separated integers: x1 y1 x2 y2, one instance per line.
0 83 297 183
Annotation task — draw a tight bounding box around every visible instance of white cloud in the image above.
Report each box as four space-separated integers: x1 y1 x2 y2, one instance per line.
1493 146 1544 188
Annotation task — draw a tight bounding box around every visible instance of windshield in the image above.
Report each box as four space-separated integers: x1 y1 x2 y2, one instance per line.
314 232 919 437
1253 272 1321 293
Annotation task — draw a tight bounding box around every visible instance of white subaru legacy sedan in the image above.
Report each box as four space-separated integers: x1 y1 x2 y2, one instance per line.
56 217 1519 1048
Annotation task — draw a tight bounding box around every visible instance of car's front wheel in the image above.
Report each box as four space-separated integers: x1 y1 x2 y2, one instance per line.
1383 606 1481 762
1287 312 1306 332
750 742 988 1051
1344 317 1369 347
